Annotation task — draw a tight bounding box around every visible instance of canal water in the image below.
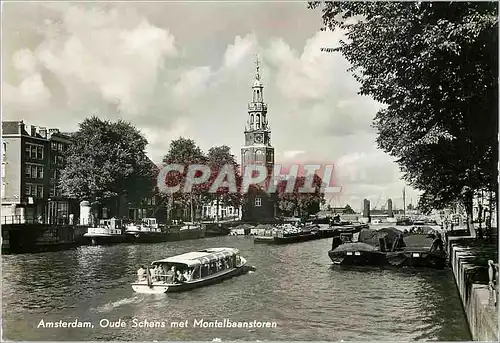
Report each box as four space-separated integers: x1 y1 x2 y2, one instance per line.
2 234 471 341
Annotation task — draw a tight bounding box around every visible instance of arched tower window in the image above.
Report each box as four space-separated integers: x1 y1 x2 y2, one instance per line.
244 150 251 163
255 115 260 129
255 150 264 163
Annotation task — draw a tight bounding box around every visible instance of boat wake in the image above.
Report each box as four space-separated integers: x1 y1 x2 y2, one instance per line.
92 296 143 313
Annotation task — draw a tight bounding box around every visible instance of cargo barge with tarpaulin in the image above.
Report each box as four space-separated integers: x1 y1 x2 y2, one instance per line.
328 226 446 268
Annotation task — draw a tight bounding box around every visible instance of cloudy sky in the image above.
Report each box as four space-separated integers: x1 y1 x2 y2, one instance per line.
2 1 420 211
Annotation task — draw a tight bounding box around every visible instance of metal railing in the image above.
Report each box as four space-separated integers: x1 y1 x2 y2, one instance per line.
1 215 74 226
488 260 498 307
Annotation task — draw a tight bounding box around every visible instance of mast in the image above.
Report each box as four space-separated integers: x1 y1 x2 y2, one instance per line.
403 187 406 218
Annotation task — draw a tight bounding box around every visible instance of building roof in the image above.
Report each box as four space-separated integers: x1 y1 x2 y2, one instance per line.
2 121 23 135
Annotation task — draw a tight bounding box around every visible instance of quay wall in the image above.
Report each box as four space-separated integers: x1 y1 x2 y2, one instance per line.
448 237 499 341
1 224 82 253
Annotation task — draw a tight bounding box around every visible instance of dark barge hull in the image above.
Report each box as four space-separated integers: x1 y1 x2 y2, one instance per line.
125 229 206 243
254 233 318 244
82 235 128 246
386 250 447 269
328 249 387 266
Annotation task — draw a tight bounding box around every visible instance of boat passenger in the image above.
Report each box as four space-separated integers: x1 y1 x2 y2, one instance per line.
176 270 185 283
183 269 192 281
137 265 146 281
166 267 176 283
149 265 157 281
429 232 444 252
153 265 162 281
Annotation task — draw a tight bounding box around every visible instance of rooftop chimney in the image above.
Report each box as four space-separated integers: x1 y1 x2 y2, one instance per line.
18 120 25 134
30 125 36 137
39 127 47 139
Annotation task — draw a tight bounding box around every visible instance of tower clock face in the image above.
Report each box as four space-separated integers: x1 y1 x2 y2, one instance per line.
255 135 263 143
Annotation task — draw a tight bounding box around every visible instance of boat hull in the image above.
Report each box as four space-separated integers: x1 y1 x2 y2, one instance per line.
254 233 318 244
82 234 127 245
124 228 206 243
125 232 169 243
386 250 447 269
132 264 250 294
328 249 387 266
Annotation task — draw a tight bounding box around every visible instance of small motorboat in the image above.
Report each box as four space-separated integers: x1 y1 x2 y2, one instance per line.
131 248 250 294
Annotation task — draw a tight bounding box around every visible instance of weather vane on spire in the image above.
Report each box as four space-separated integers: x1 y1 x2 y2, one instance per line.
255 54 261 81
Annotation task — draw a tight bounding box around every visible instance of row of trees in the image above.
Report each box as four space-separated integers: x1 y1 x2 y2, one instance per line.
161 137 326 220
59 118 325 221
309 1 498 231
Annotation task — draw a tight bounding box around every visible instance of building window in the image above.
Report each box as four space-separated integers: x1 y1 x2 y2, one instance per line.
25 184 32 196
58 143 63 152
25 143 44 160
1 163 5 179
2 142 5 160
255 115 260 129
254 197 262 207
37 146 44 160
1 182 5 197
49 185 55 197
25 163 44 179
51 141 57 150
36 185 44 198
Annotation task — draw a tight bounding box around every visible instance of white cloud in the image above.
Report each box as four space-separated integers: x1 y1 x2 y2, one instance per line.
223 33 257 69
283 150 305 159
32 5 177 116
172 66 212 100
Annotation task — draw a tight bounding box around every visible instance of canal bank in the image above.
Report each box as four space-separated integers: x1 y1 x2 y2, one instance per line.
447 232 499 341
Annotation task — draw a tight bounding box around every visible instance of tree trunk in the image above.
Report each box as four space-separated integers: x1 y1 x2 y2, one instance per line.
464 191 476 237
190 195 194 223
216 195 220 222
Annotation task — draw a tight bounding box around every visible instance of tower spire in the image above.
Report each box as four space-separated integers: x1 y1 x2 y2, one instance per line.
255 54 260 81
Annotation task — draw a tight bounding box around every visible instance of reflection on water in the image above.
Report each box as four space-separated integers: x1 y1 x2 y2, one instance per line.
2 236 471 341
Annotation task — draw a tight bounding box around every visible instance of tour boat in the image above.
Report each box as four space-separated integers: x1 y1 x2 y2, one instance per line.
131 248 250 294
83 220 127 245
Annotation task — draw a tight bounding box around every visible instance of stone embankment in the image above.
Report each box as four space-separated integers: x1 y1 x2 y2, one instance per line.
447 230 498 341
